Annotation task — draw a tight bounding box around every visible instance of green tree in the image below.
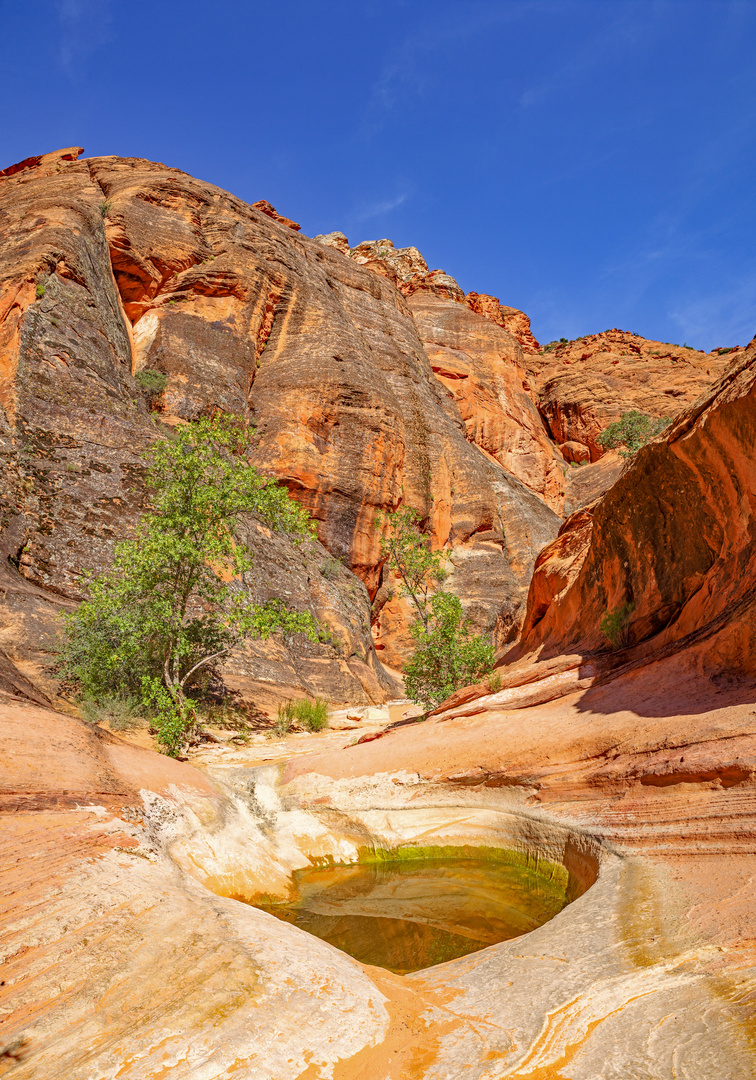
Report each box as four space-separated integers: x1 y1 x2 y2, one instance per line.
403 593 495 708
379 507 447 630
58 415 320 755
380 508 494 708
596 411 670 459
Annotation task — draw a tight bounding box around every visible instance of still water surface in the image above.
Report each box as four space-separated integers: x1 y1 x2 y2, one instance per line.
257 853 571 974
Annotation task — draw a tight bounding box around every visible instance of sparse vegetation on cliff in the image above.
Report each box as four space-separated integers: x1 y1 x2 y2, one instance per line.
596 411 670 459
57 415 320 755
600 602 634 649
135 368 168 393
380 508 494 707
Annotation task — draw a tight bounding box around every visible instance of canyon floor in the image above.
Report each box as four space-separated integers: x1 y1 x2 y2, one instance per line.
2 647 756 1079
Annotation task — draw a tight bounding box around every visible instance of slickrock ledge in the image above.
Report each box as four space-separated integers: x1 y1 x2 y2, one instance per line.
3 659 756 1077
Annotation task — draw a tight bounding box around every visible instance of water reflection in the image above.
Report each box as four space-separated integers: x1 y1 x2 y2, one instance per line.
256 855 571 974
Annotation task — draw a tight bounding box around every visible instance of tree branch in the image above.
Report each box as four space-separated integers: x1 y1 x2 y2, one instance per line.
179 648 232 689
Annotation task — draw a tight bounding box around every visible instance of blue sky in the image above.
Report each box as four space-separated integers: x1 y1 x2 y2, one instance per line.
2 0 755 349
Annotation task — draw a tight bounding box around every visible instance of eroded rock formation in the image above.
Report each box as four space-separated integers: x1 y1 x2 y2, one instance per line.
516 341 756 668
3 641 755 1077
530 328 734 462
0 148 566 697
3 148 739 696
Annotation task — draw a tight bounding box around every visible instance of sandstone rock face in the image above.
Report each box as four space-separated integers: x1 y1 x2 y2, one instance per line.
312 229 350 255
5 669 756 1078
0 148 743 702
349 236 432 288
530 328 735 461
0 149 562 700
515 342 756 671
250 199 301 231
0 150 394 705
407 290 564 507
465 291 541 352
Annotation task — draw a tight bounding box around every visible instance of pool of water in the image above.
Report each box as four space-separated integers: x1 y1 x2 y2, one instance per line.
255 849 575 974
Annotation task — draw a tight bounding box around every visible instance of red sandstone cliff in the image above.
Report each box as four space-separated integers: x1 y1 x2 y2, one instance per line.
0 147 745 704
0 149 562 701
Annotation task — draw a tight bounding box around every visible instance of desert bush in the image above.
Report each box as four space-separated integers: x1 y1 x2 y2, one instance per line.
600 602 635 649
292 697 329 731
135 368 168 393
596 411 669 459
80 692 143 730
404 593 495 709
380 508 494 708
269 697 329 736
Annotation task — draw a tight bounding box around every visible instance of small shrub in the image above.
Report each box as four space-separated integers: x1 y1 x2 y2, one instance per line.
269 701 295 738
292 697 329 731
269 697 329 735
596 411 670 459
135 369 168 393
35 282 45 299
100 199 112 217
80 692 143 730
600 602 635 649
717 346 736 355
320 557 340 580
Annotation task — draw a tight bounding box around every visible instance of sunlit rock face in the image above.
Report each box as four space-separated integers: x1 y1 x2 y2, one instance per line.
528 328 734 462
513 342 756 670
1 149 741 691
0 148 564 695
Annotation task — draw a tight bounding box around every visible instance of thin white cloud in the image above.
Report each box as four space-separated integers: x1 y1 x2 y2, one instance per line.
519 4 649 108
57 0 113 79
360 1 555 136
668 272 756 351
353 192 409 222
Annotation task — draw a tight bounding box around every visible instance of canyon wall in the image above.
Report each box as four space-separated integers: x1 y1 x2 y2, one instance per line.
0 147 739 704
0 148 561 702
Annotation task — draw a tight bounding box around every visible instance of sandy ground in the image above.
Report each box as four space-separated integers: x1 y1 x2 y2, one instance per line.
109 699 421 771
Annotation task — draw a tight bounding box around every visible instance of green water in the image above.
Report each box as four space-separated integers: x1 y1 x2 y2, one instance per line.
255 851 573 974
